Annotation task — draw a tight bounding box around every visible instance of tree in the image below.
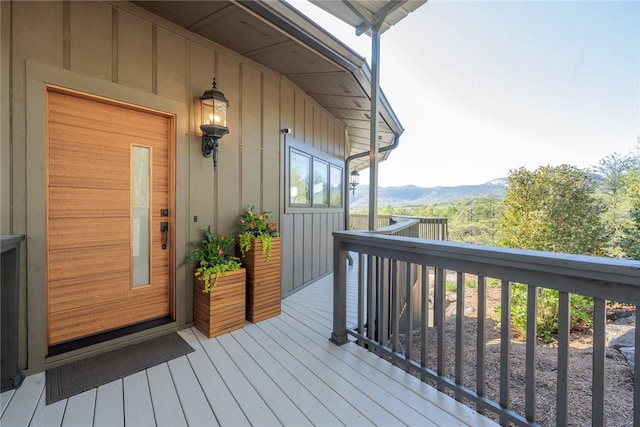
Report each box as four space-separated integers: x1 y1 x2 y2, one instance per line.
617 142 640 259
593 152 639 256
622 139 640 203
450 196 503 245
617 205 640 260
496 164 606 255
593 152 637 198
495 165 607 342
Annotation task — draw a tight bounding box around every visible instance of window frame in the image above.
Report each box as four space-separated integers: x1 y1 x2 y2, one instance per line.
285 137 344 214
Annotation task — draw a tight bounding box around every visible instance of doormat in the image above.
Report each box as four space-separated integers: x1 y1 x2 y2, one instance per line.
46 332 194 404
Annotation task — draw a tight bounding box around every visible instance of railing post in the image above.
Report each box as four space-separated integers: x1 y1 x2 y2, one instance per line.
330 233 349 346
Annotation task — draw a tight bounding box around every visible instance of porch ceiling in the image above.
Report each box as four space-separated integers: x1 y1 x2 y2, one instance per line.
129 0 404 171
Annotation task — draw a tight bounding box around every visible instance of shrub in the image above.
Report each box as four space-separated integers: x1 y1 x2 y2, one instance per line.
498 284 593 343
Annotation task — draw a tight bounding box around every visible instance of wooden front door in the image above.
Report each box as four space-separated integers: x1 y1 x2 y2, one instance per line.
46 86 173 347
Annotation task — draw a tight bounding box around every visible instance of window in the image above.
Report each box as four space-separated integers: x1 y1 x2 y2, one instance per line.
290 149 311 206
286 139 343 212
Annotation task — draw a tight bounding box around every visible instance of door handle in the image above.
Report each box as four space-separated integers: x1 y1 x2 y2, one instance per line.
160 222 169 250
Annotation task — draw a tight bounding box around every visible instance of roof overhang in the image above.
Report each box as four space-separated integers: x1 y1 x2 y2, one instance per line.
309 0 426 36
128 0 405 170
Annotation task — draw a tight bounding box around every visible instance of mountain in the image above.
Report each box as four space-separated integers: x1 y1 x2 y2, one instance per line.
350 179 507 209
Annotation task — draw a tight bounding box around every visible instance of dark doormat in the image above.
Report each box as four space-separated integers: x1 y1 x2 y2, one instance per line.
46 332 194 404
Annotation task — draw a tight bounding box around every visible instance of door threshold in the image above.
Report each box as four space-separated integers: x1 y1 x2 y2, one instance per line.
47 317 173 357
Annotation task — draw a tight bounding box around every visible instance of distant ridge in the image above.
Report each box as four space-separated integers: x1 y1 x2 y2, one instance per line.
350 178 507 208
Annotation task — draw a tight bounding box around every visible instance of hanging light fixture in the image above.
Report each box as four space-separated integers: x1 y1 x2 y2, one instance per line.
199 78 229 170
349 169 360 196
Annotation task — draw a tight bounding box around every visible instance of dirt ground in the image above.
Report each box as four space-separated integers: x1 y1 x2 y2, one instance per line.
397 283 635 427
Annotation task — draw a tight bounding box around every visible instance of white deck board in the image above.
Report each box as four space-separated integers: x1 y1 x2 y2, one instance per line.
146 363 187 427
0 372 45 427
167 355 218 427
196 333 282 426
93 380 124 427
122 370 155 426
242 323 364 426
29 390 65 427
217 332 313 426
288 308 480 425
231 327 343 426
1 389 16 417
61 388 96 427
255 320 394 426
284 302 496 427
269 315 438 426
262 317 406 425
0 271 499 427
179 329 248 426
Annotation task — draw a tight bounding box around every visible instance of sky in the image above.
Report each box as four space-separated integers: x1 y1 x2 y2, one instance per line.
288 0 640 188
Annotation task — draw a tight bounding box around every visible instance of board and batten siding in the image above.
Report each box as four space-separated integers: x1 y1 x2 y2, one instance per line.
279 84 346 296
2 0 346 372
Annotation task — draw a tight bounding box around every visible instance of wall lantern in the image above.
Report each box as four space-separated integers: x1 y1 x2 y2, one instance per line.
349 169 360 196
200 78 229 170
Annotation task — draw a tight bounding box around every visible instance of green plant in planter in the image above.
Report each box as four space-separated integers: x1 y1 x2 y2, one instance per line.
183 226 241 293
236 205 279 260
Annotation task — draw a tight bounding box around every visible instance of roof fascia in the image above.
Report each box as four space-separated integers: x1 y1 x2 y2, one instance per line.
238 0 365 72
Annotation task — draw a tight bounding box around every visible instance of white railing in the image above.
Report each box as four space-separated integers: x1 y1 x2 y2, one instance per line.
331 230 640 426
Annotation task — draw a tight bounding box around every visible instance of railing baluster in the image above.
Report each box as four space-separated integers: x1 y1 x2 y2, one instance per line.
357 253 365 347
405 262 414 368
391 260 399 352
556 291 570 426
380 258 389 348
367 254 376 347
476 275 486 415
455 272 465 401
500 280 511 426
592 297 605 427
421 265 429 382
635 306 640 427
436 268 446 392
526 285 538 422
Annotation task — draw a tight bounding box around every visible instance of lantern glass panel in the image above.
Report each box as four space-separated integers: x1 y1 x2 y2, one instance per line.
201 98 214 126
214 99 227 127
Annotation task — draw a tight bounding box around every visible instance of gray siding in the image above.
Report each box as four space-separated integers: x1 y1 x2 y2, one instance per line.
1 0 347 372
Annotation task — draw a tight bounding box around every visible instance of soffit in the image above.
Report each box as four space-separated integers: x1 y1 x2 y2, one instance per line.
129 0 403 169
309 0 426 35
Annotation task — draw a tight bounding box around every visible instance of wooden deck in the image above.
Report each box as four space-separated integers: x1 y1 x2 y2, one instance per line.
1 273 497 426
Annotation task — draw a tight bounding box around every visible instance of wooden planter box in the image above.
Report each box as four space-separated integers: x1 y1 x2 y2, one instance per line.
193 268 246 338
242 237 282 323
